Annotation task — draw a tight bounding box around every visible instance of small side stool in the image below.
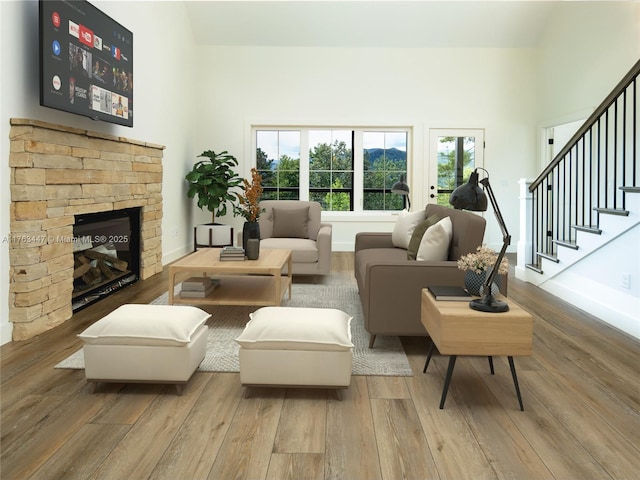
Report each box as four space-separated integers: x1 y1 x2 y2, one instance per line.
78 304 210 393
235 306 354 390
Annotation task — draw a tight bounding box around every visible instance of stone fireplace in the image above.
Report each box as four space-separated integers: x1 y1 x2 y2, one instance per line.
8 118 164 341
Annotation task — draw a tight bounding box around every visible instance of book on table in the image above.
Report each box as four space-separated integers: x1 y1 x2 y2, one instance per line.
180 283 217 298
427 285 473 301
220 246 245 260
182 276 220 291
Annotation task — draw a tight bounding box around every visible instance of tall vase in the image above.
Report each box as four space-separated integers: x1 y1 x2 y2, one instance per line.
465 270 500 296
242 221 260 250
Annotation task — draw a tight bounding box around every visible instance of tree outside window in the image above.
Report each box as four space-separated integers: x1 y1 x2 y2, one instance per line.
436 136 477 206
254 127 411 212
363 131 407 211
256 130 300 200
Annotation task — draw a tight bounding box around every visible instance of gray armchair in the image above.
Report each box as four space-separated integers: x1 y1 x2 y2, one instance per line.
251 200 332 275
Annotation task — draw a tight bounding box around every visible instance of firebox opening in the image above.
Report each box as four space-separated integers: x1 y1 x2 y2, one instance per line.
72 207 141 311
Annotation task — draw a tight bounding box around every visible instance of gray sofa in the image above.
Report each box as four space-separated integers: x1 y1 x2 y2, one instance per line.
254 200 332 275
355 204 503 347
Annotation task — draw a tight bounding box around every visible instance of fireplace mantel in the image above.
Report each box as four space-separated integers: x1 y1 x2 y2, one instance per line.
8 118 164 341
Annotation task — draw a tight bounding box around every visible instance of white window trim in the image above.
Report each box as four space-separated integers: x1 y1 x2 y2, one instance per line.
251 125 413 213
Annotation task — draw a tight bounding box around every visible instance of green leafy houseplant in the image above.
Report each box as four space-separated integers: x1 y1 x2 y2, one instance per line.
185 150 242 223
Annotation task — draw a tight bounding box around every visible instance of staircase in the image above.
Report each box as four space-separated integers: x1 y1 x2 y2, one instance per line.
516 59 640 339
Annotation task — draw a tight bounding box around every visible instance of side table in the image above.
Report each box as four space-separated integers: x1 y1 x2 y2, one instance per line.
421 289 533 410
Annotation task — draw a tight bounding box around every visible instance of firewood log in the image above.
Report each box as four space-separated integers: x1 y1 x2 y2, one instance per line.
83 250 128 272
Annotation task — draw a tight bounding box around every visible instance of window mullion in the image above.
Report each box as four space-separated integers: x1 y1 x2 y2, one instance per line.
353 130 364 212
299 129 310 200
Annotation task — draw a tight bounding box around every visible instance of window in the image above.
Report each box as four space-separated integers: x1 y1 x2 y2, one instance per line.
363 131 408 211
254 127 410 212
429 129 484 206
309 130 353 211
256 130 300 200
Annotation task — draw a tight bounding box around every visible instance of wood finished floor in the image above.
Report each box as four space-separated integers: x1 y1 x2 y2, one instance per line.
1 252 638 480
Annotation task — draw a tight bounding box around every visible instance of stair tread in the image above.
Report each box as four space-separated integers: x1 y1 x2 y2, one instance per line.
552 239 579 250
525 264 543 274
536 251 560 263
573 225 602 234
594 207 630 216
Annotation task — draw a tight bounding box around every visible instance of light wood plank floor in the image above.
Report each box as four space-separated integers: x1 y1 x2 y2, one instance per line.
1 252 638 479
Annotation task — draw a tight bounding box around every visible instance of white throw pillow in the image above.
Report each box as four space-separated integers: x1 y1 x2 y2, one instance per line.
235 307 353 351
391 209 427 249
416 216 453 261
78 304 210 346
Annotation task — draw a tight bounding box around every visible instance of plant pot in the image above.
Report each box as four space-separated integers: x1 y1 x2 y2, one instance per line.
194 223 233 248
464 270 500 296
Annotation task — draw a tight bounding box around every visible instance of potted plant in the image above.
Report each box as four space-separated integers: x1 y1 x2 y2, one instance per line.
457 245 509 296
185 150 242 247
234 167 264 254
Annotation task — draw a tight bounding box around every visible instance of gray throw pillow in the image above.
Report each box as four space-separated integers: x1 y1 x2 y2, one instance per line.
272 206 310 238
407 214 442 260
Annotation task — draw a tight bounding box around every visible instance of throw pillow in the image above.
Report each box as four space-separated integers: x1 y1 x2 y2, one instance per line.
234 307 354 351
406 214 442 260
78 304 210 346
416 216 453 261
391 209 427 249
272 206 310 238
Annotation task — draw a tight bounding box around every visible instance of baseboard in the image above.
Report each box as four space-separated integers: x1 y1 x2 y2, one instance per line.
162 244 192 265
1 321 14 345
542 274 640 340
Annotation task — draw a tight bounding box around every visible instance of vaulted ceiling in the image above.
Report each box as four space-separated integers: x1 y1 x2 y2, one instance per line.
185 0 565 48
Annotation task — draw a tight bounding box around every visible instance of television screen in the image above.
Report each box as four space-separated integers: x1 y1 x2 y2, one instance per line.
39 0 133 127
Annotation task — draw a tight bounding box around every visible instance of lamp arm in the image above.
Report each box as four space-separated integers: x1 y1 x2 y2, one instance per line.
479 177 511 291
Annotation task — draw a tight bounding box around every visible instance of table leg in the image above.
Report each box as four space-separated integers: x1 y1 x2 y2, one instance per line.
508 356 525 411
423 339 436 373
488 356 494 375
287 254 292 299
168 271 175 305
439 355 457 409
274 270 281 305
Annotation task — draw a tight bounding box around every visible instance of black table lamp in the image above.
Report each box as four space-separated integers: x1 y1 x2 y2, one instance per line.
391 174 411 209
449 168 510 313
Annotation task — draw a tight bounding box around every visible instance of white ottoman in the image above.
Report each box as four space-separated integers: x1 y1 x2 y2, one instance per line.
78 304 210 393
235 307 354 389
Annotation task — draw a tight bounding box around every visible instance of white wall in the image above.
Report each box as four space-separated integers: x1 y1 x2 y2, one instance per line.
0 0 198 344
194 46 539 251
535 1 640 130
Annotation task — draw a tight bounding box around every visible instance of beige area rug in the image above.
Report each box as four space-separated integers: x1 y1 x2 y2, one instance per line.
56 283 413 376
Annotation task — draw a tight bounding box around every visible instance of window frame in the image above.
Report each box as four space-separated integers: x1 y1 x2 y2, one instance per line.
252 126 412 213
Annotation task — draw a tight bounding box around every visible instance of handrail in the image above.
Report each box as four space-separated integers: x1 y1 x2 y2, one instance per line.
530 58 640 192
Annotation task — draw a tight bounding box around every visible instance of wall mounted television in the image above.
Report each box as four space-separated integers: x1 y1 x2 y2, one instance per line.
39 0 133 127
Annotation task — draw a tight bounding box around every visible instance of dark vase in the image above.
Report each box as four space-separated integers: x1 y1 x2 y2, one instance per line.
246 238 260 260
465 269 501 296
242 221 260 251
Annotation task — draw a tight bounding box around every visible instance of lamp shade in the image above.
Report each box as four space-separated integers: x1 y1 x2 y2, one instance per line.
449 170 488 211
391 177 410 196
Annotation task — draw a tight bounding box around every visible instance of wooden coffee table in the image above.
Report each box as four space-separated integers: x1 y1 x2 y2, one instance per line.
168 248 292 306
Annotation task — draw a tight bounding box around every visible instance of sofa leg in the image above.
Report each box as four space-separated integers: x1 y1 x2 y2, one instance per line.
368 335 376 348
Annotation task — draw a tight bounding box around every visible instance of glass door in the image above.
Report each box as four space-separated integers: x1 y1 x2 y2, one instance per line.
428 129 484 206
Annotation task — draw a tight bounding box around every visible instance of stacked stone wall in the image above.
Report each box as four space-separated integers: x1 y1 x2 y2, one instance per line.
8 118 164 341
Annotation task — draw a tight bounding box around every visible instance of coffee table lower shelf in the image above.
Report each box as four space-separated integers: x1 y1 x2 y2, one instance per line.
172 275 291 306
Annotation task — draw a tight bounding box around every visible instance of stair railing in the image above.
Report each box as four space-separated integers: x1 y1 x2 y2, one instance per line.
526 59 640 272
